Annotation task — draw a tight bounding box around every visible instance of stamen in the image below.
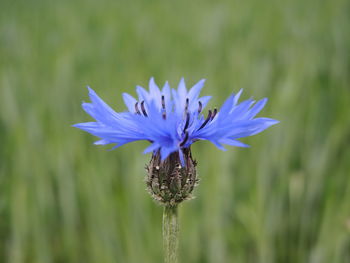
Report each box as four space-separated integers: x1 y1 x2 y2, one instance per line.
185 98 189 112
183 112 190 132
161 95 166 120
180 131 189 147
161 95 166 110
134 102 141 115
212 108 217 120
198 101 202 113
140 101 148 117
198 110 212 130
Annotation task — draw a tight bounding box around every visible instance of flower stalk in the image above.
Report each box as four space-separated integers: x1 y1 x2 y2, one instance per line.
163 205 179 263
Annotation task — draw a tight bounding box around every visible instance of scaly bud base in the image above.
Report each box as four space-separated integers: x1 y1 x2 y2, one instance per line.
146 148 198 206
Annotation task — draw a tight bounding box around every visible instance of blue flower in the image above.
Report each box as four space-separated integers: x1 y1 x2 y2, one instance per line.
73 78 278 165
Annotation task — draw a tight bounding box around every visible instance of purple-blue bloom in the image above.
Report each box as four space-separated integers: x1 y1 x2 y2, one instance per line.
73 78 278 165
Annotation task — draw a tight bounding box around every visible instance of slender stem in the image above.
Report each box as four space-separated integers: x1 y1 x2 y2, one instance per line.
163 205 179 263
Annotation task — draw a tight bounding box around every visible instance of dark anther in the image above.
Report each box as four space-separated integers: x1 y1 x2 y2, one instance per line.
161 95 166 119
212 108 217 120
134 102 141 115
185 98 189 112
180 131 189 147
183 112 190 132
161 95 166 110
141 101 148 117
198 101 202 113
198 110 212 130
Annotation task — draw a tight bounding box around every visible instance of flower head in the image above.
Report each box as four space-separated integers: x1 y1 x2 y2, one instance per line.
74 78 278 205
74 78 278 165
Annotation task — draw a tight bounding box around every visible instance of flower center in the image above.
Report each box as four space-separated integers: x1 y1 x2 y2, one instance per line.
134 96 217 147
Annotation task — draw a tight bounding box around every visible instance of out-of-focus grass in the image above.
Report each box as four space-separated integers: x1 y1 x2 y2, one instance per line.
1 0 349 262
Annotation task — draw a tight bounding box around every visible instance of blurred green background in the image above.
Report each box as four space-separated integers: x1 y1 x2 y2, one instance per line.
1 0 350 262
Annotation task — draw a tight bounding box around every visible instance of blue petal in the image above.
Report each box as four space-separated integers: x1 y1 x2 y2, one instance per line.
229 99 255 121
178 149 185 166
143 143 160 154
245 98 268 119
172 88 183 115
188 79 205 102
177 78 187 100
247 118 279 136
160 146 176 161
149 77 162 108
94 139 112 145
122 93 137 113
84 88 121 125
219 94 235 116
162 81 171 98
136 85 149 102
229 118 279 138
87 87 118 117
233 89 243 106
219 138 250 148
73 121 103 131
108 139 136 150
210 140 227 151
162 81 173 113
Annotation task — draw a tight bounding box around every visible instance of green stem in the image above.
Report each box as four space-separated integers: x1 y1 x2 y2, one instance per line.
163 205 179 263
